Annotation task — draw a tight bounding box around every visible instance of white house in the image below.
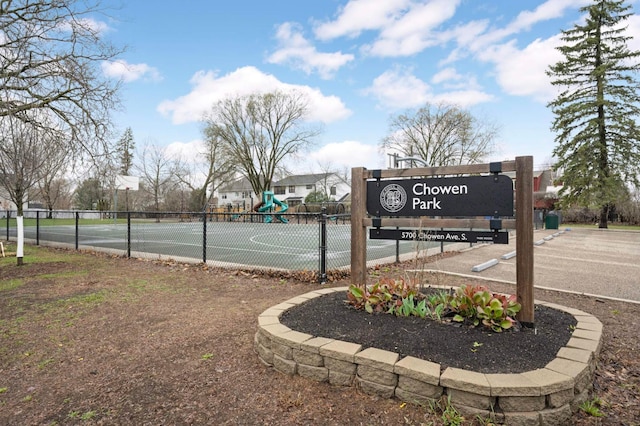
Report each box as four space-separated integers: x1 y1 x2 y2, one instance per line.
272 173 349 207
216 177 258 210
216 173 350 210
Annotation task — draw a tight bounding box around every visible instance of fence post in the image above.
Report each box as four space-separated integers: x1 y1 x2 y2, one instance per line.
395 226 400 263
75 211 79 250
516 155 534 326
318 207 327 284
351 168 367 287
36 210 40 245
127 212 131 258
203 211 207 264
6 211 9 241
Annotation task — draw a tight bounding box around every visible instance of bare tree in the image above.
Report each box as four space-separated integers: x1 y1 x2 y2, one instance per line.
136 143 177 213
34 178 73 214
381 103 498 167
172 129 236 211
204 91 321 196
0 117 63 215
0 0 123 157
33 132 70 217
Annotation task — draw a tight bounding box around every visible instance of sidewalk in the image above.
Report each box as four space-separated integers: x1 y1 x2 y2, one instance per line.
424 227 640 303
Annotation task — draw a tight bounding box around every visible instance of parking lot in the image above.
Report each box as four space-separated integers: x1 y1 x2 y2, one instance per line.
425 227 640 303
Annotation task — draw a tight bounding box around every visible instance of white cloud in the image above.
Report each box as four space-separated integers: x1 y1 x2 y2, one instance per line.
509 0 591 32
314 0 411 40
164 140 205 163
60 17 111 35
363 67 431 108
102 60 161 82
156 66 352 125
363 0 460 57
457 0 590 56
624 14 640 53
267 22 354 79
363 66 492 109
431 67 462 85
302 140 385 171
431 90 494 108
478 36 563 102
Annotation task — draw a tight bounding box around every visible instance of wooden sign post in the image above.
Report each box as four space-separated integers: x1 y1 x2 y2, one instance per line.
350 156 534 325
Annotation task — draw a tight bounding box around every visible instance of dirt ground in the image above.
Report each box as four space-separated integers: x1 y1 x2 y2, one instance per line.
1 245 639 425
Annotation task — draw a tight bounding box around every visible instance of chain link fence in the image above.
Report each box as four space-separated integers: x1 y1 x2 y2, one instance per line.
2 209 450 282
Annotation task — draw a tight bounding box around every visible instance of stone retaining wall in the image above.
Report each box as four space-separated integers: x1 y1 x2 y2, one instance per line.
255 287 602 425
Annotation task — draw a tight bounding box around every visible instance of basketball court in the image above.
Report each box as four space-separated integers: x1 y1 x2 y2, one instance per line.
18 220 448 271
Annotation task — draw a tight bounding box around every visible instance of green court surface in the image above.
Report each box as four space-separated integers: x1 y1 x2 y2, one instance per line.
13 221 444 271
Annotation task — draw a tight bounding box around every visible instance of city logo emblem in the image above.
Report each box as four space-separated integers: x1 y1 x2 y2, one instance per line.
380 184 407 213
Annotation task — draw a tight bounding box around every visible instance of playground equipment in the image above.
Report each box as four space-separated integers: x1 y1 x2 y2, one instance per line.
254 191 288 223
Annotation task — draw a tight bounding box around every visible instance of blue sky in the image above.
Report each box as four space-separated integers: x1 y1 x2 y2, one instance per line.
97 0 640 173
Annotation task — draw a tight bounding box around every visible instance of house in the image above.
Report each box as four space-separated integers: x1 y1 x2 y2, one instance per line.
0 186 14 211
216 173 350 210
272 173 350 208
216 177 258 211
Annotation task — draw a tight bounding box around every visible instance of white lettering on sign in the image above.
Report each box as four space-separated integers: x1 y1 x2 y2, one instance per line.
412 197 442 210
412 183 468 196
409 183 467 211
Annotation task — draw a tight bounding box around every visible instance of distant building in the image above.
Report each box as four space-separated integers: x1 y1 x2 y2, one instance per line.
216 177 257 210
216 173 350 210
272 173 349 208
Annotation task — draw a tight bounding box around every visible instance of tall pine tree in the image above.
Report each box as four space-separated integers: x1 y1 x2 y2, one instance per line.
117 127 135 176
547 0 640 228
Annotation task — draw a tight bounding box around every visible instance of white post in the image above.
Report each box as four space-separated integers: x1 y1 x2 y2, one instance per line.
16 215 24 266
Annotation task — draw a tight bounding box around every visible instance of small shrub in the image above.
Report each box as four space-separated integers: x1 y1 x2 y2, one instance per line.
348 281 521 332
450 285 521 332
347 278 420 314
580 396 605 417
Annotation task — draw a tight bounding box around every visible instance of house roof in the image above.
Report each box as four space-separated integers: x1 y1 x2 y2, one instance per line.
275 173 334 186
218 177 254 193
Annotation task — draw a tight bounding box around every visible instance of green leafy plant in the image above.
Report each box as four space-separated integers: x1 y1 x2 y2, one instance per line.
579 396 605 417
426 290 453 321
81 410 96 420
347 281 521 332
450 285 521 332
439 395 464 426
347 278 420 314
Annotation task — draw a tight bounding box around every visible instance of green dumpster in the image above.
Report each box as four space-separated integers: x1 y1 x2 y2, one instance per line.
545 214 559 230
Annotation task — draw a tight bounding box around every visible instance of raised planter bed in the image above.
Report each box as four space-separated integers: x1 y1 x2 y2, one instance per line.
254 287 602 425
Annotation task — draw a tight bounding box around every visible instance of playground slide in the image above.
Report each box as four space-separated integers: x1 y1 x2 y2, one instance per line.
272 197 289 223
256 194 289 223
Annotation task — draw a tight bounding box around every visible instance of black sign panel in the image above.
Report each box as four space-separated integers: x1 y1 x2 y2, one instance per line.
367 175 513 217
369 228 509 244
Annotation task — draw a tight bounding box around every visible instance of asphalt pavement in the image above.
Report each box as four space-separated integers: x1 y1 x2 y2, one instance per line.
424 227 640 303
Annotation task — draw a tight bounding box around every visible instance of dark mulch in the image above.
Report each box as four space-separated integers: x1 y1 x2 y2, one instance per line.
280 290 577 374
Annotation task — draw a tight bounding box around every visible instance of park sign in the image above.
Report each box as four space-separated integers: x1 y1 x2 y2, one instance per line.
366 175 514 217
369 228 509 244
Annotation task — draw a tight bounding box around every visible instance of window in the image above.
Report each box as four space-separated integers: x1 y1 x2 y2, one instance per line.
306 184 313 190
330 186 337 196
274 186 286 195
289 185 296 193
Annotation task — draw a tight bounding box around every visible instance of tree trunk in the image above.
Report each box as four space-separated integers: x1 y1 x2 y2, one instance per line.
599 204 609 228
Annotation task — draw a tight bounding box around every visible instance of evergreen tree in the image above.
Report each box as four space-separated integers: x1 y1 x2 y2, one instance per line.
547 0 640 228
117 127 135 176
